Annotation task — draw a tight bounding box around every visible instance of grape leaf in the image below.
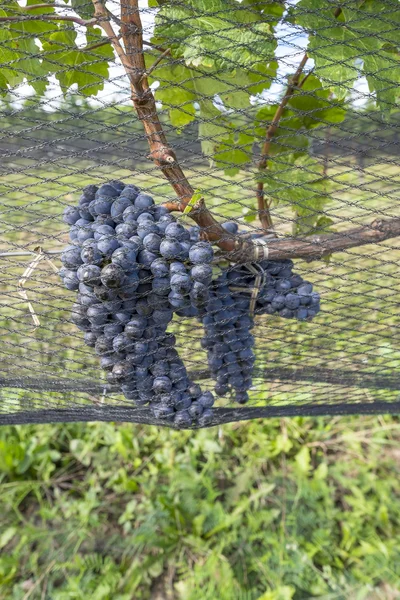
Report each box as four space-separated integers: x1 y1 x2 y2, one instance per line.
288 75 346 128
154 1 276 73
342 0 400 47
198 100 231 161
363 49 400 112
254 105 309 157
148 60 197 128
71 0 94 20
259 155 330 233
42 28 113 96
296 0 400 109
214 134 252 176
307 28 360 99
0 10 21 88
1 12 49 94
242 0 285 25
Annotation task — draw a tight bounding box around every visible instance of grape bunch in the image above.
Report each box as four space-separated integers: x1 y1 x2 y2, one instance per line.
200 270 255 404
199 221 321 403
60 180 215 428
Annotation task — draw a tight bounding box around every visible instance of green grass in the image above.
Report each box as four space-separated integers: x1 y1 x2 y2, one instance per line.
0 416 400 599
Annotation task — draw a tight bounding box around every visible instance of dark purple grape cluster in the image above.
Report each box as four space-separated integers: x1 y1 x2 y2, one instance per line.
60 181 215 428
61 183 321 417
198 221 321 403
201 270 255 404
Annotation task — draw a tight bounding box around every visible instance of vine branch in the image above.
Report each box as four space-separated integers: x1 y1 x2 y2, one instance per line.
256 52 309 232
246 217 400 263
91 0 236 252
256 5 343 234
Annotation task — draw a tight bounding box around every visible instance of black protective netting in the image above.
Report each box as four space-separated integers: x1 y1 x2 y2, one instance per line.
1 0 400 427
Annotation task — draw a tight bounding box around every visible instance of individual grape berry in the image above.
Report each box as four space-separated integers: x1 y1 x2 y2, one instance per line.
188 401 203 419
61 245 83 269
199 409 214 426
104 322 123 339
77 264 102 286
119 185 140 201
165 222 186 240
81 242 102 266
84 331 98 347
111 197 133 223
222 221 238 234
170 261 186 275
150 258 169 278
97 183 121 198
95 335 113 356
135 193 154 210
62 269 79 291
143 233 162 253
63 206 81 225
138 249 158 267
97 236 120 257
171 273 191 294
89 196 113 217
189 241 214 265
101 264 126 288
93 285 117 303
157 214 175 232
174 410 191 427
153 205 169 220
111 247 137 272
93 224 115 241
111 362 132 383
160 239 182 260
87 303 109 326
190 264 213 284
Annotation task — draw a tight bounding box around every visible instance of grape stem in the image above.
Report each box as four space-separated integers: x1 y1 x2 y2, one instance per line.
256 53 309 234
90 0 237 253
256 6 342 234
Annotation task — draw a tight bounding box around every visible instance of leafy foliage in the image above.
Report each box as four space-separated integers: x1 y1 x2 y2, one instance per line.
1 0 399 232
0 1 113 97
296 0 400 110
0 416 400 598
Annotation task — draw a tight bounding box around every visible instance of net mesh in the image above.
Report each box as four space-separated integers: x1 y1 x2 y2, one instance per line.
1 0 400 427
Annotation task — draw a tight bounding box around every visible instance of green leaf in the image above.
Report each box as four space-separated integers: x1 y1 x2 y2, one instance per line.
288 74 346 128
0 527 16 550
259 154 330 233
149 61 197 129
363 49 400 112
254 106 309 156
198 100 230 161
71 0 94 20
183 190 202 215
307 29 360 99
295 446 311 474
297 0 400 110
154 1 276 73
42 28 112 96
242 1 285 26
342 0 400 48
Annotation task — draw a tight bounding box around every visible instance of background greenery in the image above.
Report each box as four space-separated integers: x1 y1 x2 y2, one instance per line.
1 415 400 599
